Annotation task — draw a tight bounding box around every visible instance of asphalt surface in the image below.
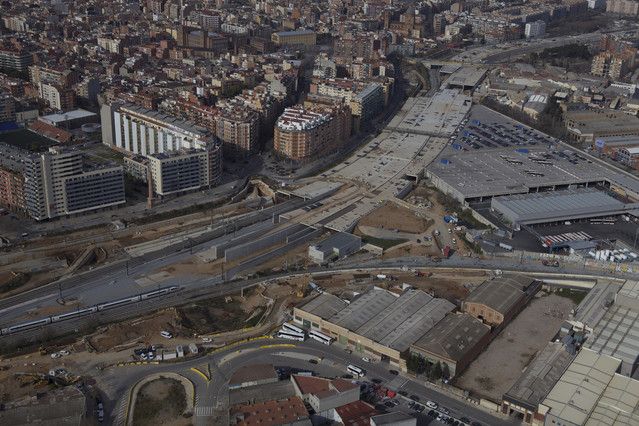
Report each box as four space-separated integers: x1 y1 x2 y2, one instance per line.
97 338 519 426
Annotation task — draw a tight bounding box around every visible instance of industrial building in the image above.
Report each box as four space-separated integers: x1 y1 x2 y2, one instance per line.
444 67 487 92
294 288 455 370
537 348 639 426
39 109 97 129
410 312 491 377
501 342 576 424
426 145 639 203
462 275 538 327
490 188 639 229
308 232 361 264
585 280 639 376
565 108 639 144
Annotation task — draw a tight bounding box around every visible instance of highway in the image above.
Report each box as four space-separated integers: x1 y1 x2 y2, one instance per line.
96 338 519 426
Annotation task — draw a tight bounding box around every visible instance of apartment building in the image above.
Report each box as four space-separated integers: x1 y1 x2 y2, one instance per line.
23 147 125 220
147 146 222 196
102 103 215 155
0 166 26 214
313 79 384 129
215 105 260 158
606 0 639 16
0 47 33 72
591 51 633 80
0 92 16 124
274 106 340 162
38 83 76 111
524 20 546 39
271 30 316 46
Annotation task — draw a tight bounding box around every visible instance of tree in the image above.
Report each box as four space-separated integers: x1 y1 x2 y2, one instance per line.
430 362 443 381
442 363 451 381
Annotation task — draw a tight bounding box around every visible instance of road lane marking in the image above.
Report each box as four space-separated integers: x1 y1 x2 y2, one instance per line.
190 367 210 382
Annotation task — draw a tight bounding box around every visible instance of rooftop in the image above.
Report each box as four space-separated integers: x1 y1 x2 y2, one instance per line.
491 188 636 226
39 109 96 124
445 66 487 89
540 348 639 426
276 106 331 132
464 275 532 315
426 145 639 201
299 288 455 352
334 400 380 426
120 104 209 137
503 341 576 411
229 364 278 387
411 312 491 362
230 397 309 426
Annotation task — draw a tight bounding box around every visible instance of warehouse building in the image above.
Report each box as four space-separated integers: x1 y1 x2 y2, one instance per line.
490 188 639 229
410 312 491 377
445 66 487 92
462 275 539 327
294 288 455 371
537 348 639 426
308 232 361 264
501 341 576 424
585 280 639 376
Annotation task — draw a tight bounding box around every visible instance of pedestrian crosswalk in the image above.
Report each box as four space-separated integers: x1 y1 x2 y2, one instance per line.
113 397 128 426
195 406 216 416
543 232 592 245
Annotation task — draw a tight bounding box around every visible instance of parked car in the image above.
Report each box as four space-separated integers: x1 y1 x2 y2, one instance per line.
362 357 371 362
389 369 399 375
426 400 438 409
160 331 173 339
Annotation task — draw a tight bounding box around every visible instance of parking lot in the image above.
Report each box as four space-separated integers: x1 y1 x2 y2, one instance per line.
448 105 558 152
359 379 477 426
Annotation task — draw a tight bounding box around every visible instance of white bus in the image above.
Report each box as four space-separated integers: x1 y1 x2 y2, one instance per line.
347 364 366 378
277 331 305 342
282 322 304 335
309 330 333 345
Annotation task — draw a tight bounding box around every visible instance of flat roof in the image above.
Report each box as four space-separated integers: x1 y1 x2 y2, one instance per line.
311 232 360 253
503 342 576 411
40 109 96 124
491 188 637 225
387 89 472 138
464 275 532 315
586 373 639 426
120 104 209 137
542 349 622 425
412 312 491 363
427 147 611 200
446 66 487 89
585 303 639 371
573 281 621 330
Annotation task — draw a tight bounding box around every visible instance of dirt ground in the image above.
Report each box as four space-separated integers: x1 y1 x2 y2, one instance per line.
456 293 576 401
357 201 434 234
382 242 441 259
133 378 190 426
89 310 181 352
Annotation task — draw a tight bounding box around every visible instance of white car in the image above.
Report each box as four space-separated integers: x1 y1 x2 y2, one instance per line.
160 331 173 339
50 352 61 359
59 349 70 356
426 400 438 409
140 353 148 360
361 357 371 363
201 337 212 343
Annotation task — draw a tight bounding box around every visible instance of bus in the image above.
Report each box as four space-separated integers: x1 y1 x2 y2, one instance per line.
277 331 305 342
282 322 304 335
347 364 366 378
309 330 333 345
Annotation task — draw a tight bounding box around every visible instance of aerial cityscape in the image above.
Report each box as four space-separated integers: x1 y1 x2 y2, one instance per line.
0 0 639 425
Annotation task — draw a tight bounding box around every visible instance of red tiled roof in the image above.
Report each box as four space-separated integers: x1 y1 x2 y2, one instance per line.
231 396 308 426
292 375 330 395
335 400 379 426
29 120 72 143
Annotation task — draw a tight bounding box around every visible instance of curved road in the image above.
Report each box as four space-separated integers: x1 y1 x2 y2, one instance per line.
100 338 518 426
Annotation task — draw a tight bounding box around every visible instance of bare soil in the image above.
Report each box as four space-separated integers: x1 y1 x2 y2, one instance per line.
456 293 575 401
358 201 434 234
133 378 189 426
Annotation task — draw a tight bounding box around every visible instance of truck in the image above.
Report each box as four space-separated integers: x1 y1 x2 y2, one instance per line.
443 245 451 258
542 259 560 267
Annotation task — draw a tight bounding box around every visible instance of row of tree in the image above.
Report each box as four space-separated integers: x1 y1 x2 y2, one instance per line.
406 353 451 382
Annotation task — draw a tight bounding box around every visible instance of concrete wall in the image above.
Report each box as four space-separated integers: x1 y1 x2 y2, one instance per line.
224 223 309 262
